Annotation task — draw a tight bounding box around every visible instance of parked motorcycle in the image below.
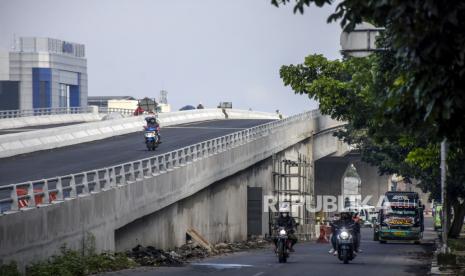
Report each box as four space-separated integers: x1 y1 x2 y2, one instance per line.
335 226 356 264
144 126 160 151
276 226 292 263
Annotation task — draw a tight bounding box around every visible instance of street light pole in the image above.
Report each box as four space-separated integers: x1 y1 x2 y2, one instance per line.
441 139 449 253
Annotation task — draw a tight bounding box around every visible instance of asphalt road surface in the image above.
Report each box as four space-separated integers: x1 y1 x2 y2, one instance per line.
102 219 435 276
0 122 86 135
0 119 273 186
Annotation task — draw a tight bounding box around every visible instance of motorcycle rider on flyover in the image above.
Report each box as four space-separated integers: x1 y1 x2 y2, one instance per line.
274 203 298 252
144 113 161 143
328 212 360 255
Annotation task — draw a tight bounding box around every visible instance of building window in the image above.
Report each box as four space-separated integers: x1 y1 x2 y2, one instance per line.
0 81 20 110
59 83 70 108
33 68 51 109
38 81 49 108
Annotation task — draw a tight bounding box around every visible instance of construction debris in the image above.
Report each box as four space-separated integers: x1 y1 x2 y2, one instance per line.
186 228 218 253
127 245 184 266
213 239 269 254
127 238 269 267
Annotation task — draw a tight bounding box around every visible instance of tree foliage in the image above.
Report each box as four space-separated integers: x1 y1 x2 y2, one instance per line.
274 0 465 237
273 0 465 142
279 51 465 236
280 53 434 187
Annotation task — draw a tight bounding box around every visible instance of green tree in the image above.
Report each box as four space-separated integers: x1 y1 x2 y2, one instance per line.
280 52 465 237
273 0 465 143
273 0 465 237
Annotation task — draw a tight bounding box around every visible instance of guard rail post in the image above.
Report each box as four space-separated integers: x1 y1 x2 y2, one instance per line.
54 178 64 202
9 185 19 212
68 175 77 199
92 170 101 194
41 179 50 206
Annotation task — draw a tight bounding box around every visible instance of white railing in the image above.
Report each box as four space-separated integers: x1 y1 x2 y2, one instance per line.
0 110 320 214
0 107 93 119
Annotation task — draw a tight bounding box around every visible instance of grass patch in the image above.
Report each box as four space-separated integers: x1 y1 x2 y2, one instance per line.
0 261 21 276
25 247 136 276
25 234 137 276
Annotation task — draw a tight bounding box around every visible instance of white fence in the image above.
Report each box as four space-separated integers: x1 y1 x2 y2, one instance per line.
0 107 93 119
0 107 139 120
0 110 319 214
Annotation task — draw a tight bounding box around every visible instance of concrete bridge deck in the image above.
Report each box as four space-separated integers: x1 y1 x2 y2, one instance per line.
1 110 383 271
0 119 272 186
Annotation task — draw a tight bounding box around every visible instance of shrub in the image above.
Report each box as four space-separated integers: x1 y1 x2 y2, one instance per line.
0 261 21 276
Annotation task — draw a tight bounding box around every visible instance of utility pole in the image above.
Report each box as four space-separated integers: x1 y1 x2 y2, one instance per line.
441 139 449 253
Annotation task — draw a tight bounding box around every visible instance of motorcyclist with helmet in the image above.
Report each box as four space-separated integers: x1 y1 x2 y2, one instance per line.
144 113 161 143
328 211 360 255
274 203 298 252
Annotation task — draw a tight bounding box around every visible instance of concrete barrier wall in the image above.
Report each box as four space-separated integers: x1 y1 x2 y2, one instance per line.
0 109 278 159
114 166 252 251
226 109 280 120
0 113 102 130
114 144 312 252
0 111 316 268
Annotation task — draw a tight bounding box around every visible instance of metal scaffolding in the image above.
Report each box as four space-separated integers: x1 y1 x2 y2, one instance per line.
270 153 315 241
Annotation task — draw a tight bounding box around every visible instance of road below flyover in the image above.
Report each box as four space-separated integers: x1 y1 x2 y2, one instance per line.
101 218 435 276
0 119 273 186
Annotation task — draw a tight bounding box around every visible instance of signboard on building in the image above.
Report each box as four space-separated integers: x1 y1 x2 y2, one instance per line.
62 42 74 54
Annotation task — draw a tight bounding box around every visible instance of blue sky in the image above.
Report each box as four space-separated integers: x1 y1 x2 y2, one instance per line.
0 0 342 115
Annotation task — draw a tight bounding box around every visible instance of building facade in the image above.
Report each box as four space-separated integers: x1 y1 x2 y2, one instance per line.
0 37 87 110
88 96 136 108
88 95 171 113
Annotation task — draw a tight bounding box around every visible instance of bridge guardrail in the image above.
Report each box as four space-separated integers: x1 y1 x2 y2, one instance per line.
0 107 94 119
0 109 320 215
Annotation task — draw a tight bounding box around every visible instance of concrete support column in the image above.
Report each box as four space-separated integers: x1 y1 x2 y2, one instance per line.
314 158 351 199
353 161 390 206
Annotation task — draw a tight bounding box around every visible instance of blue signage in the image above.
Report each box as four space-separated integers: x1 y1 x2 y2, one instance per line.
62 42 74 54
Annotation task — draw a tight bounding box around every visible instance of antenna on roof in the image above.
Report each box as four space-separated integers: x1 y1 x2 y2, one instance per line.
11 33 17 50
159 90 168 104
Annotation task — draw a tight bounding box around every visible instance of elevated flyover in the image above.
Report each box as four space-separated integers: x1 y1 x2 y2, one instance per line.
0 119 273 186
0 109 388 269
0 108 278 158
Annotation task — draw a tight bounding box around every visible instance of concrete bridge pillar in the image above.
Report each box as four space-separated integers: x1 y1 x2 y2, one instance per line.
353 161 390 206
314 156 391 209
314 157 352 199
